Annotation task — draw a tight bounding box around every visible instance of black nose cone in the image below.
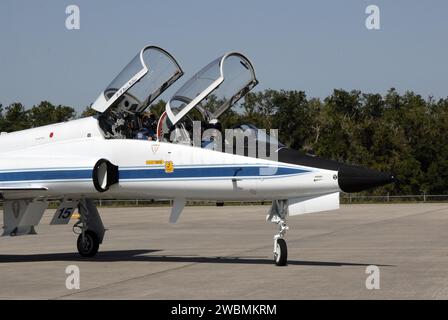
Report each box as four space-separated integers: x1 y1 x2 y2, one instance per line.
338 165 395 193
276 148 396 193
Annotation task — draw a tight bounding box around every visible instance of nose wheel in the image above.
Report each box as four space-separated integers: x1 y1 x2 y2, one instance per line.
267 200 289 266
274 238 288 266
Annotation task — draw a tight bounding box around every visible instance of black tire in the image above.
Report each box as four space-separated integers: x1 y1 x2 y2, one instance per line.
77 230 100 257
274 238 288 266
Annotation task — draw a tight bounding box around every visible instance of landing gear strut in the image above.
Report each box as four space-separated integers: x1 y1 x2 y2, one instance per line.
73 199 105 257
267 200 289 266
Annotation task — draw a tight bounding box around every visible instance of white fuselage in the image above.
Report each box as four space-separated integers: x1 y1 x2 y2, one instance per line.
0 117 340 200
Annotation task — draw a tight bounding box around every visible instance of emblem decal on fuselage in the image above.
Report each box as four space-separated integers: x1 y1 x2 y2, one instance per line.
151 144 160 154
165 161 174 173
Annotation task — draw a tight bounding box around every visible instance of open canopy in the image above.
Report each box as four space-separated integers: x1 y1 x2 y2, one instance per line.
165 52 258 126
92 45 183 114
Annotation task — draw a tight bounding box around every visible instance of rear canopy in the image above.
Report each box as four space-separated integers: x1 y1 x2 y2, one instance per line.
165 52 258 126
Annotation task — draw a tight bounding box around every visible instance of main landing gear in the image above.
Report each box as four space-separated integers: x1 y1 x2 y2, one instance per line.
73 199 105 257
267 200 289 266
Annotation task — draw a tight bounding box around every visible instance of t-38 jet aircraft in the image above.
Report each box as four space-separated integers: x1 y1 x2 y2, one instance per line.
0 45 394 266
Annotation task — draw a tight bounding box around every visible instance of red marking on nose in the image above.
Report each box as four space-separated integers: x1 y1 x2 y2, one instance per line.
50 132 54 138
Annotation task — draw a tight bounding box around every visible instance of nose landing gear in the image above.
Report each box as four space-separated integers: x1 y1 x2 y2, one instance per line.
267 200 289 266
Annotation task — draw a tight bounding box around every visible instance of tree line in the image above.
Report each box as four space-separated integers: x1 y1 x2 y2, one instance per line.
1 88 447 196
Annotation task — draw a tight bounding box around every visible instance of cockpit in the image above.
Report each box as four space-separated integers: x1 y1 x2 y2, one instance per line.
92 45 183 139
92 46 281 154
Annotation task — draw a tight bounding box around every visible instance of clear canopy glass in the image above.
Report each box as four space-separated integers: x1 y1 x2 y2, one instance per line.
165 52 258 125
92 46 183 114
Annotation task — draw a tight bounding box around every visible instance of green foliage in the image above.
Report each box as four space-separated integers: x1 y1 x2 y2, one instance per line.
80 105 98 118
29 101 75 127
149 100 166 118
0 101 75 132
1 103 29 132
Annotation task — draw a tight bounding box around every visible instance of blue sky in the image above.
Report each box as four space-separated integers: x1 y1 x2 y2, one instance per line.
1 0 447 112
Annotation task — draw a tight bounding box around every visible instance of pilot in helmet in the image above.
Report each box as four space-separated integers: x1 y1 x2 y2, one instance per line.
135 112 157 141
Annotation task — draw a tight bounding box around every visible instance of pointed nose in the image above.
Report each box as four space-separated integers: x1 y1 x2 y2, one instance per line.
338 164 395 193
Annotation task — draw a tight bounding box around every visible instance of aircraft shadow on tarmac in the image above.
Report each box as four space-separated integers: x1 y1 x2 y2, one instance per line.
0 249 394 267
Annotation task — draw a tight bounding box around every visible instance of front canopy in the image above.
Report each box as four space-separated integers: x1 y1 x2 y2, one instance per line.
92 45 183 114
165 52 258 125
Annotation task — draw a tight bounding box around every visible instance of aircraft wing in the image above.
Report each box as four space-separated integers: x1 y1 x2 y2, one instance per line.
0 186 48 191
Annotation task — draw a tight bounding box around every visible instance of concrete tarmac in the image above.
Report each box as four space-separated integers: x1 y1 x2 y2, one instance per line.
1 203 448 299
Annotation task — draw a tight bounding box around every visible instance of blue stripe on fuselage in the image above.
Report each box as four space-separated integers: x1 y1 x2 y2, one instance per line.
0 169 92 182
120 166 308 180
0 165 310 183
